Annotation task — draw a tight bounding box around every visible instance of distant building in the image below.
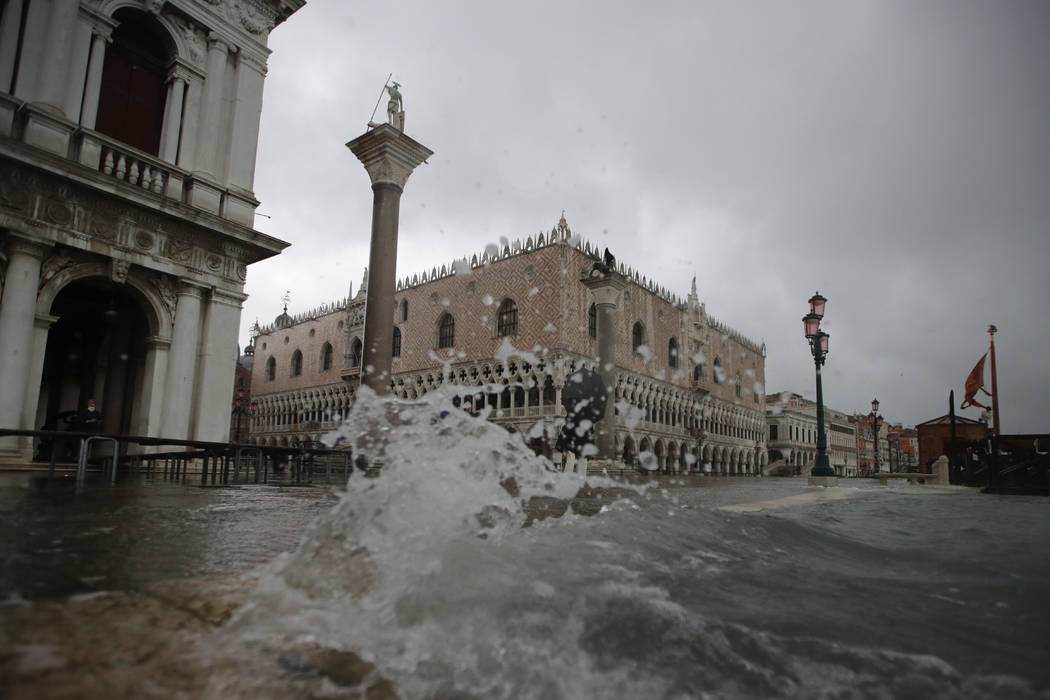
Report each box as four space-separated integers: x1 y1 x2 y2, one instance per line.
886 425 919 472
916 414 988 471
248 217 769 474
765 392 856 476
0 0 302 463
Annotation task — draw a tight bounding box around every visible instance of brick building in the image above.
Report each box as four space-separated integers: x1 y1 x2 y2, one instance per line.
916 414 988 471
248 217 768 473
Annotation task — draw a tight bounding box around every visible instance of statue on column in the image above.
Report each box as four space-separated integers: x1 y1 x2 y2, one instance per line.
386 82 404 130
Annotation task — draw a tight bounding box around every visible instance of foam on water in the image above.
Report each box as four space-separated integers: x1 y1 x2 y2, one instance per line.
214 388 1050 698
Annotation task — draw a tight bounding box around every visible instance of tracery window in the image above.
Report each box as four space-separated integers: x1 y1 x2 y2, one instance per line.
438 313 455 348
265 356 275 381
291 350 303 376
497 299 518 337
400 299 408 322
392 327 402 357
588 303 597 339
320 343 333 371
350 338 362 368
668 337 679 369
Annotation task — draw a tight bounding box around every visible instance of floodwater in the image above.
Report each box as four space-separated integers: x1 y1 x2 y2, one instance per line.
2 390 1049 698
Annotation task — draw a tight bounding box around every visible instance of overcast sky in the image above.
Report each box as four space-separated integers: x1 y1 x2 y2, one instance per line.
243 0 1050 433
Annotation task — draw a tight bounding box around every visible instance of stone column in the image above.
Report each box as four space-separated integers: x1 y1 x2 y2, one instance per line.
346 124 433 394
24 313 58 434
160 281 205 440
79 28 110 128
226 52 267 191
581 270 627 461
11 0 51 102
177 75 203 171
0 236 48 457
159 74 187 163
193 34 229 180
0 0 25 92
63 12 93 121
192 288 245 443
35 0 80 112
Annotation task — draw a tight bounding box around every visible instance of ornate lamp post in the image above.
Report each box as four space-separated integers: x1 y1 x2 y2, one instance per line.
692 427 707 474
868 398 884 475
803 292 835 477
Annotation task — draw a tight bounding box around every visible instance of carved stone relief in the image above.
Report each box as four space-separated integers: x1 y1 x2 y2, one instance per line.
133 229 155 252
38 252 77 291
165 237 193 263
150 274 177 325
110 258 130 284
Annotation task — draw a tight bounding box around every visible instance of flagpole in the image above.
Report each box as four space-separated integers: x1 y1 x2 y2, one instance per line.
988 325 1000 438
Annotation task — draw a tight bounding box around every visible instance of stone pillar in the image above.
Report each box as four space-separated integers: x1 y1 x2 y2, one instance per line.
160 281 205 440
177 75 203 171
35 0 80 112
11 0 51 102
581 270 627 461
63 13 93 121
79 29 110 128
346 124 433 394
159 74 186 163
193 34 229 180
24 313 58 434
192 288 244 442
226 52 267 191
0 0 25 92
0 236 48 457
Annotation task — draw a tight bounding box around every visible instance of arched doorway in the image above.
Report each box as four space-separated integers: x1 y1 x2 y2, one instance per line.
37 278 151 438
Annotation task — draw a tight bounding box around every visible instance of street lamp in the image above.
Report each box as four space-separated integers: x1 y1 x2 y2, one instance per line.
868 398 883 476
803 292 835 477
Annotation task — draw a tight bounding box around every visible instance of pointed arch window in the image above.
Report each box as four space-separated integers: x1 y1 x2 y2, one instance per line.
693 362 705 382
400 299 408 322
320 342 333 371
713 357 723 383
588 303 597 339
392 327 402 357
438 313 455 348
497 299 518 337
668 337 679 369
632 322 645 352
265 356 276 381
291 349 303 376
350 338 363 368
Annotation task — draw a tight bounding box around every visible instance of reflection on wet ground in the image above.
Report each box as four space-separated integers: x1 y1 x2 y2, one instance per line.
0 472 339 601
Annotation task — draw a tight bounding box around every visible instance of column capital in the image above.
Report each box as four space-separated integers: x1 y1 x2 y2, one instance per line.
3 232 52 260
346 124 433 189
581 269 628 307
210 286 247 308
206 32 230 52
34 312 59 329
175 279 210 298
145 336 172 350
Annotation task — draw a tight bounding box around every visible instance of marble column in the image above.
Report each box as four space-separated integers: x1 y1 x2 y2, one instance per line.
192 288 244 443
346 124 433 394
193 34 229 179
0 236 49 430
0 0 25 91
134 336 171 438
79 30 109 128
177 76 203 171
63 13 93 121
159 75 186 163
581 270 627 461
11 0 50 102
160 281 205 440
226 52 267 191
24 313 59 435
35 0 80 112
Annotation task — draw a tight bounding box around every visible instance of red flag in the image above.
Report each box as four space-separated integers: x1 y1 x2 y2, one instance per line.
960 354 991 409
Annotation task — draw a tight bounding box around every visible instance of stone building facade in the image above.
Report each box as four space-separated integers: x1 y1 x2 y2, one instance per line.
0 0 302 463
249 218 769 474
765 392 857 476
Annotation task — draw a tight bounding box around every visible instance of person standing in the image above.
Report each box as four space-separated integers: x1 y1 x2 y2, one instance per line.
80 399 102 433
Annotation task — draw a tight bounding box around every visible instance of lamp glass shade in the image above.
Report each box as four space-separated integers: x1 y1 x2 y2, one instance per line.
803 313 820 338
819 332 829 354
808 292 827 317
872 398 880 413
